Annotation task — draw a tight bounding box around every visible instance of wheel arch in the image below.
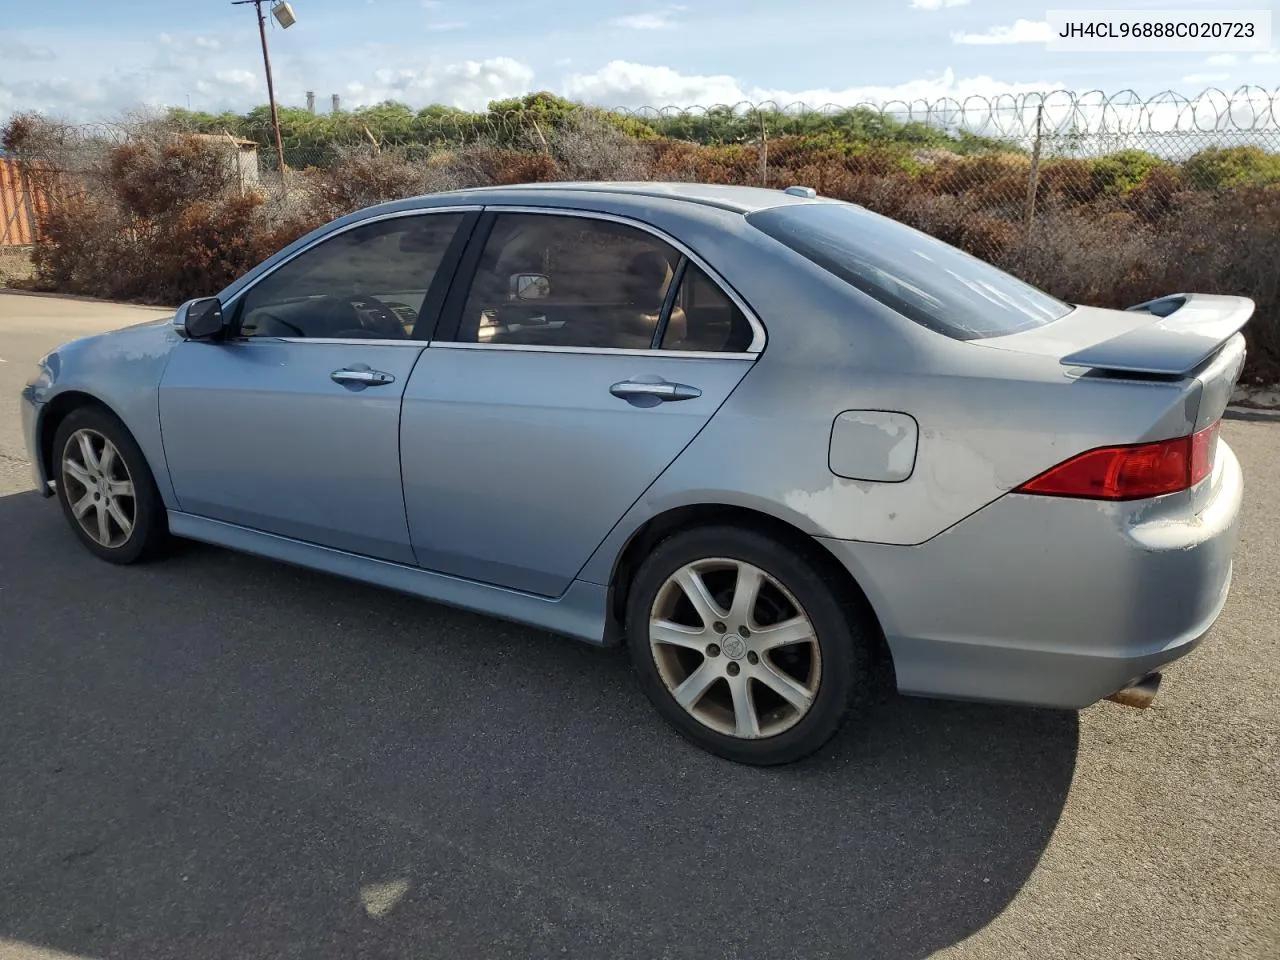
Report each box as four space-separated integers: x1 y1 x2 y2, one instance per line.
38 391 128 485
603 502 895 686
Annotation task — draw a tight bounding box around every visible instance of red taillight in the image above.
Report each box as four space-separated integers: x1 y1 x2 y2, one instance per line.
1015 421 1220 501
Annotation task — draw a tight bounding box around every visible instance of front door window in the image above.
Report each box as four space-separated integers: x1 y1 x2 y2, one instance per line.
236 213 466 340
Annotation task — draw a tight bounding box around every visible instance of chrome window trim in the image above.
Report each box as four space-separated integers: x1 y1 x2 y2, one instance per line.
220 205 483 314
233 339 757 360
225 337 427 348
429 342 759 360
466 204 767 356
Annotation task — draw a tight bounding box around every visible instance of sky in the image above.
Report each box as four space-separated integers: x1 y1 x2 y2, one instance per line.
1 0 1278 122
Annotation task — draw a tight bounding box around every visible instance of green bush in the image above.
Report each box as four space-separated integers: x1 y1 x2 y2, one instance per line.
1182 146 1280 190
1088 149 1168 195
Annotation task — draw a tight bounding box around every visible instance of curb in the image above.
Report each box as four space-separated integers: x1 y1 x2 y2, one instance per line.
0 288 177 309
1225 406 1280 423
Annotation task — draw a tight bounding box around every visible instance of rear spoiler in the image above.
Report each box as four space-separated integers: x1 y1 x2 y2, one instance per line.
1060 294 1254 377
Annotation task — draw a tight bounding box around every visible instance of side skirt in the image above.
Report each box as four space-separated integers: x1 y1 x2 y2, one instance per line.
167 512 611 645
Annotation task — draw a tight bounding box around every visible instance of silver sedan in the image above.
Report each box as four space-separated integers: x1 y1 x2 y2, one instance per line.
20 182 1247 765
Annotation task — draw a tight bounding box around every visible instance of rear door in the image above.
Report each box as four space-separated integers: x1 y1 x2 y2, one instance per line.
400 208 762 597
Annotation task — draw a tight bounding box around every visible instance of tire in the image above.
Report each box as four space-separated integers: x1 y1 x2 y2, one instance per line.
624 525 874 766
52 405 170 565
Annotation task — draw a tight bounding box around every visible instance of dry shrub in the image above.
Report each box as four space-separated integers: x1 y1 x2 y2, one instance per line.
1036 158 1098 206
645 140 707 182
1000 188 1280 382
30 187 139 295
930 153 1031 210
106 135 236 219
302 146 432 219
1151 186 1280 382
1119 164 1185 222
804 168 916 218
21 120 317 304
1001 208 1167 307
141 193 302 304
543 112 650 181
287 116 654 224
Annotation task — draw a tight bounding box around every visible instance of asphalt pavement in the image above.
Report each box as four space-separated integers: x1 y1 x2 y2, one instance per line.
1 292 1277 960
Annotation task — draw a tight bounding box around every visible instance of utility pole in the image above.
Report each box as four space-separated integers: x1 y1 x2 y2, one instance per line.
232 0 294 175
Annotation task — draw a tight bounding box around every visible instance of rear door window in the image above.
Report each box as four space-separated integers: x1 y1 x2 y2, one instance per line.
451 212 681 350
746 202 1072 339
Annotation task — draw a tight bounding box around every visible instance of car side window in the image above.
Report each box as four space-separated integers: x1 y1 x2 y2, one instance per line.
454 213 682 350
658 263 755 353
236 213 464 340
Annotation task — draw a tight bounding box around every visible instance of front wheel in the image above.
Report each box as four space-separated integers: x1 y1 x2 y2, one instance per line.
52 406 170 565
625 525 874 766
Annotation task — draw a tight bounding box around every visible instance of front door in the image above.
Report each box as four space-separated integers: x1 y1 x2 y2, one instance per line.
400 210 761 596
158 210 471 564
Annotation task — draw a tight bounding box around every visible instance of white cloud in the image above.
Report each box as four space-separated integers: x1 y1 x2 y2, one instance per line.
563 62 746 106
425 20 467 31
0 69 263 119
0 39 56 62
611 13 676 29
342 57 536 111
1205 54 1237 67
1252 49 1280 64
1182 72 1230 85
952 19 1053 45
910 0 970 9
5 41 1265 142
193 69 261 98
213 69 259 91
194 37 222 51
561 63 1065 109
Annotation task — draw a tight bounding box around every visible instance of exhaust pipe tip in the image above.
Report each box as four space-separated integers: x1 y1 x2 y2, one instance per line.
1105 672 1162 710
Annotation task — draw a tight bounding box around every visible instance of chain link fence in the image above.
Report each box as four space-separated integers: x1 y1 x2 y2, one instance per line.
9 88 1280 191
12 87 1275 239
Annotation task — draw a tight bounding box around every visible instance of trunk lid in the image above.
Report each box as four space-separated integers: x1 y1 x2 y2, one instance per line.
979 292 1251 508
978 294 1252 377
978 293 1250 422
1060 294 1252 377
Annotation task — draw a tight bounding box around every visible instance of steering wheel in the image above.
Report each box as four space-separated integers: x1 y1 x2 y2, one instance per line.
340 295 410 339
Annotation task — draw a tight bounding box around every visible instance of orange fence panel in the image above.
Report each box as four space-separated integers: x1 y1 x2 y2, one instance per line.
0 157 43 246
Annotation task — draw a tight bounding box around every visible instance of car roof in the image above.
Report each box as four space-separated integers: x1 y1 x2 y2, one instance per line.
401 181 839 215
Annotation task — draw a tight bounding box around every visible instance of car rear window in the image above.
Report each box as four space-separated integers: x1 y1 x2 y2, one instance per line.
746 202 1073 339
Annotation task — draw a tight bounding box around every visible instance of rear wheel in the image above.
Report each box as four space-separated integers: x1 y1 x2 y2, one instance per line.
53 406 169 565
625 525 873 765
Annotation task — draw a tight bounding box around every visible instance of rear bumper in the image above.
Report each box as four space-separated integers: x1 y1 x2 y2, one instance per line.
821 439 1243 709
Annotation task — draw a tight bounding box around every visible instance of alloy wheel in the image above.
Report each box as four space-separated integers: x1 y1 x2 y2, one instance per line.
61 428 136 549
648 558 822 739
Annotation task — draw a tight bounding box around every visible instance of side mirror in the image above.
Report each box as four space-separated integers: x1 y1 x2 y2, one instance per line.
174 297 226 340
510 273 550 301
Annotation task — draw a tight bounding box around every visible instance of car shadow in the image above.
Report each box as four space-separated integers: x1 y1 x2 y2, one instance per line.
0 488 1079 960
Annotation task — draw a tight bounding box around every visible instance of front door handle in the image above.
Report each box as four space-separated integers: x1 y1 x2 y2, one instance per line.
610 379 702 402
331 366 396 387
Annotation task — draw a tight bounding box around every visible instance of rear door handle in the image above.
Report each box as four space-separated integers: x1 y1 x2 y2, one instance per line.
610 379 702 402
331 366 396 387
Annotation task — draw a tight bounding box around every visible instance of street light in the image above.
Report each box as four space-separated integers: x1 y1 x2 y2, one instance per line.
231 0 296 175
272 2 296 28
